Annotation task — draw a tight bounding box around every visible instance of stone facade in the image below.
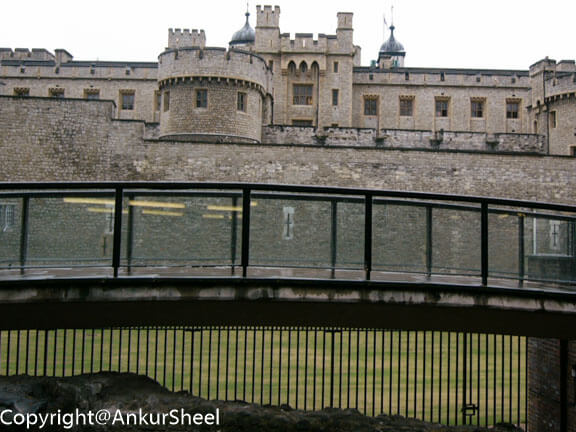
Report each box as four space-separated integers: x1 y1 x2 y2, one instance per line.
262 125 545 152
1 5 573 152
158 47 271 143
528 339 576 432
0 95 574 203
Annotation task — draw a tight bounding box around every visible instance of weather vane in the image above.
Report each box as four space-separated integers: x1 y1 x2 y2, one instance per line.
383 2 395 37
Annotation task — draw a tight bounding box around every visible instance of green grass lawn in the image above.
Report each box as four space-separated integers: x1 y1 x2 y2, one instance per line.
0 328 526 427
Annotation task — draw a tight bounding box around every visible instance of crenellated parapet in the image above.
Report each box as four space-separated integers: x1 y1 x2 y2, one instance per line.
544 69 576 102
0 48 55 61
167 29 206 49
256 5 280 28
158 47 270 91
276 27 354 55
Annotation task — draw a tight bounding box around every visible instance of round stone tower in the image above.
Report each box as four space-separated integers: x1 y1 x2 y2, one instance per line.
158 28 272 143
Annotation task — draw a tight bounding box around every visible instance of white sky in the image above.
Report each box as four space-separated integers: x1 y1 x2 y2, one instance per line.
1 0 574 70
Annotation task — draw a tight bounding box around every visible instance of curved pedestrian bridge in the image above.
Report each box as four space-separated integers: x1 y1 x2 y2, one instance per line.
0 182 575 336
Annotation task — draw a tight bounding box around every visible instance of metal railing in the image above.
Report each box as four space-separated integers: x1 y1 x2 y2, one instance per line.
0 326 527 428
0 182 575 289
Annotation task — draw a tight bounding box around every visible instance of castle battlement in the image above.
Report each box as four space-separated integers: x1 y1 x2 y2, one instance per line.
168 29 206 49
256 5 280 28
0 48 74 64
545 70 576 100
280 33 330 52
529 57 558 76
555 60 576 73
0 48 56 62
337 12 353 30
158 47 270 92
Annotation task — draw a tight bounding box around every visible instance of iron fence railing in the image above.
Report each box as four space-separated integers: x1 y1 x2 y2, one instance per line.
0 327 527 428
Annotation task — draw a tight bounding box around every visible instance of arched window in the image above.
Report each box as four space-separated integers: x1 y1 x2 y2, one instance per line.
299 61 308 74
311 61 319 76
288 61 296 75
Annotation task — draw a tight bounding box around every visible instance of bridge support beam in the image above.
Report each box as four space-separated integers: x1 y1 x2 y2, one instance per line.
0 278 575 339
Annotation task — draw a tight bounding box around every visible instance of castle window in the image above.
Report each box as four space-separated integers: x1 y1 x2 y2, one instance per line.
288 62 296 75
333 62 339 73
404 72 410 81
163 91 170 112
237 92 247 112
471 100 484 118
154 91 161 112
435 98 449 117
196 89 208 108
84 89 100 100
506 100 519 119
364 97 378 116
292 119 313 126
332 89 339 106
120 91 135 110
0 204 15 232
399 97 414 117
293 84 313 105
13 88 29 97
49 88 65 98
300 62 308 74
550 111 557 128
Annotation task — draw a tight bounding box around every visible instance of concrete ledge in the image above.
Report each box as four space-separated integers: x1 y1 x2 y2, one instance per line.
0 277 575 337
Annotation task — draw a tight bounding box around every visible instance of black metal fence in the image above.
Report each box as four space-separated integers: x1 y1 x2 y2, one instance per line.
0 327 527 428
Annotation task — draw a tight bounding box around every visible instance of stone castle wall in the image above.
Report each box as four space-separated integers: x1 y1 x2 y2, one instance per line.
262 125 545 153
528 339 576 432
0 97 576 203
0 95 574 202
353 70 530 133
158 48 270 86
159 80 264 143
0 49 158 122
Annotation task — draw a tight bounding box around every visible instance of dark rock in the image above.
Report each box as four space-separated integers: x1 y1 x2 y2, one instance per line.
0 374 525 432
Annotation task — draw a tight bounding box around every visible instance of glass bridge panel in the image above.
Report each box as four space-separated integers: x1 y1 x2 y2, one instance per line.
119 191 242 275
26 192 116 269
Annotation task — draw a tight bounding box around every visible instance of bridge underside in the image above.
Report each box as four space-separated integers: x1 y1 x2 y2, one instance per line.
0 277 574 338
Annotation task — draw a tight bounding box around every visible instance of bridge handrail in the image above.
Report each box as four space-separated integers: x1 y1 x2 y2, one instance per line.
0 182 575 288
0 181 575 212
